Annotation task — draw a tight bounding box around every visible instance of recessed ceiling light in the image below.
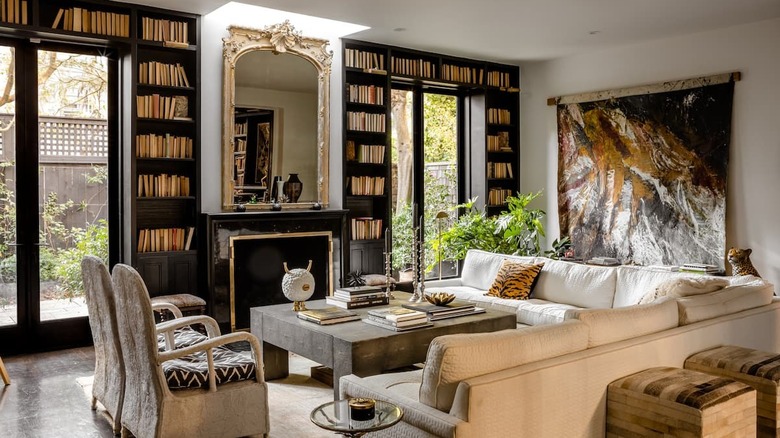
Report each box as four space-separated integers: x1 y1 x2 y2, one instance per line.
393 27 406 32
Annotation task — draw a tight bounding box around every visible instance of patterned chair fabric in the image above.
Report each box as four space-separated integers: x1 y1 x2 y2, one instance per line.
163 345 256 389
156 327 208 352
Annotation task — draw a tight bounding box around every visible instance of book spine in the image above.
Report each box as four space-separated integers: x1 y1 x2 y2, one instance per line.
326 297 388 309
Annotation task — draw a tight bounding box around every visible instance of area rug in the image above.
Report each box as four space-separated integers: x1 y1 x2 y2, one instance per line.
78 354 334 437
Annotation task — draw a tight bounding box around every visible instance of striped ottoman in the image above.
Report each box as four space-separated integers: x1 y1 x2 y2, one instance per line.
607 367 756 438
686 345 780 437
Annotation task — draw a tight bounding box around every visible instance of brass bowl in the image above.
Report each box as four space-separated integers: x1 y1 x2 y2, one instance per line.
424 292 456 306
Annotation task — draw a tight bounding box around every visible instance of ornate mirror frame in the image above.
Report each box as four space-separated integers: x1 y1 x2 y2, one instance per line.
222 21 332 210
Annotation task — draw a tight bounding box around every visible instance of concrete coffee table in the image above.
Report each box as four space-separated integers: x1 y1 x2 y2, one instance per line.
250 292 516 398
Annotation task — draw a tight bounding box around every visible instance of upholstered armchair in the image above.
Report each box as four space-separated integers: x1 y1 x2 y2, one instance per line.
111 264 270 438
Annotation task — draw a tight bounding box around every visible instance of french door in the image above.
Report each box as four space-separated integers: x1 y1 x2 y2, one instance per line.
0 38 119 354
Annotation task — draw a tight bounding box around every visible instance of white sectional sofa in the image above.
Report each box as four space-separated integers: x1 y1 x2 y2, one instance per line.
340 249 780 437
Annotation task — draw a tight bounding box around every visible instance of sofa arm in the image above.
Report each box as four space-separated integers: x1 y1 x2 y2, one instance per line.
340 374 465 438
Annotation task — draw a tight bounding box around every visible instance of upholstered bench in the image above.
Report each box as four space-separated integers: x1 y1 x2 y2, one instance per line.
607 367 756 437
150 293 206 320
686 345 780 437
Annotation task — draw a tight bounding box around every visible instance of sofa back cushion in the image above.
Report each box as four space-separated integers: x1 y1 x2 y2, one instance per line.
677 276 774 324
613 266 696 307
532 259 617 309
419 320 589 412
460 249 536 290
565 298 679 347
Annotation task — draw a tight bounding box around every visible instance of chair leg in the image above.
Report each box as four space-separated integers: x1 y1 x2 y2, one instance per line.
0 356 10 385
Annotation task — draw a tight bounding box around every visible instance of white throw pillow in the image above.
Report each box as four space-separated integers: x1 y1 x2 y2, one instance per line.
638 277 729 304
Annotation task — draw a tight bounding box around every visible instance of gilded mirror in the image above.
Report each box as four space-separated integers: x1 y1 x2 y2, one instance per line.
222 22 332 209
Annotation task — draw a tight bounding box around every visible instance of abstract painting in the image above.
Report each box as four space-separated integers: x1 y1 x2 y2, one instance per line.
557 81 734 268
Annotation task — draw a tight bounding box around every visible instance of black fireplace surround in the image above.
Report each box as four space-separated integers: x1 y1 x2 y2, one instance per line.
201 210 347 331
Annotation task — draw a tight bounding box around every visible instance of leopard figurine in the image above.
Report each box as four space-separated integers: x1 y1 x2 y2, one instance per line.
727 247 761 277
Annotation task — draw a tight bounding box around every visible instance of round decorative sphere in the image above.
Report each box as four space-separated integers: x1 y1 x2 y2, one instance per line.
281 268 315 303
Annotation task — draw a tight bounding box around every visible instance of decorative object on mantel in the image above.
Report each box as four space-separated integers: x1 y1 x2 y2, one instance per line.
281 260 315 311
311 202 322 210
285 173 303 203
727 247 761 277
270 175 283 201
276 179 286 203
234 203 246 212
555 72 737 269
271 201 282 211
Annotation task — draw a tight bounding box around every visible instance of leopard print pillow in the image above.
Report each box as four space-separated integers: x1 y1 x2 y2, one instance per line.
486 260 545 300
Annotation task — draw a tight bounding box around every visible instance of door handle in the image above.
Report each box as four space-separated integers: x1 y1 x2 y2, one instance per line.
7 242 21 247
33 243 51 247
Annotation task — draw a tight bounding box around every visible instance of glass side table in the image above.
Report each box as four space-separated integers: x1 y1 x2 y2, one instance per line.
310 398 403 437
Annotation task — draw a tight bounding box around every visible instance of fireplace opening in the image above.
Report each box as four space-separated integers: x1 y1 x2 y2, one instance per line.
229 232 332 330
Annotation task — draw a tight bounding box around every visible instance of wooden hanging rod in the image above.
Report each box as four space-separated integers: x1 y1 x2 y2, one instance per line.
546 71 741 106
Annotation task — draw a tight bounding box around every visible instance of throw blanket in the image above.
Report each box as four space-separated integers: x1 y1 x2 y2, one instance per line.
639 277 730 304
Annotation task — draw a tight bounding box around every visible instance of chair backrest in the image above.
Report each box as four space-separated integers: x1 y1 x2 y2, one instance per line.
81 255 124 424
112 263 166 434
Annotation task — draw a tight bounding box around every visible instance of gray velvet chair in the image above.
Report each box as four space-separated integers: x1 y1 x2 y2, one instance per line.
111 263 270 438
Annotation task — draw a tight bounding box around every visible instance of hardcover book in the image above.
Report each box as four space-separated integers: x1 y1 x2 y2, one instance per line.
367 306 426 322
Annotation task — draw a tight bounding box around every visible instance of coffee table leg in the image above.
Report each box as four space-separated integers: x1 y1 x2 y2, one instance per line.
262 341 289 380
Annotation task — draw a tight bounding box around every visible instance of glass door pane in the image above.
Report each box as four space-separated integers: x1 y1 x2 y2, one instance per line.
390 88 415 276
37 49 109 322
0 45 16 327
423 93 458 279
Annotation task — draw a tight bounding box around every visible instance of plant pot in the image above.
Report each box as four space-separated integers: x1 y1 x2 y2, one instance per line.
285 173 302 203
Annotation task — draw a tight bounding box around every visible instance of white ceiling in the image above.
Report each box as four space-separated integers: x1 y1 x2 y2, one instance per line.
128 0 780 62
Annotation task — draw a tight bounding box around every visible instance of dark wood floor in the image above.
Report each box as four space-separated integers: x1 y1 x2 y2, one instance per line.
0 347 116 437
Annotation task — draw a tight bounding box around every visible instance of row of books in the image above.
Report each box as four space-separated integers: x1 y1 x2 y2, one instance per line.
346 111 386 132
487 132 511 152
391 57 436 79
350 217 383 241
349 176 385 196
1 0 26 25
136 94 189 120
137 227 194 253
344 49 385 71
487 162 514 179
137 174 190 198
488 188 513 206
488 108 511 125
52 7 127 37
346 141 385 164
138 61 190 88
441 64 484 85
141 17 189 45
135 133 192 158
346 84 385 105
326 285 390 310
235 122 247 136
487 71 512 88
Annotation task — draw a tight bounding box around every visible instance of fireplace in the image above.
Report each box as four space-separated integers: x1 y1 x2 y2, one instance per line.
201 210 347 331
229 232 332 331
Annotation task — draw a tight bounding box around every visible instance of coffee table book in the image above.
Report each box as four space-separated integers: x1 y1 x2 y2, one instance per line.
367 307 427 322
363 318 433 332
325 296 390 309
296 307 361 325
336 285 385 295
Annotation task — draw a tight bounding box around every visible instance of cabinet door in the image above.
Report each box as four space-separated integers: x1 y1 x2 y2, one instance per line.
136 255 169 296
350 241 384 274
136 253 197 296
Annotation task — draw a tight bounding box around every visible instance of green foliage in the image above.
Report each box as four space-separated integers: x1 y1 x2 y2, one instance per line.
544 236 572 260
433 191 548 264
422 94 457 163
53 220 108 298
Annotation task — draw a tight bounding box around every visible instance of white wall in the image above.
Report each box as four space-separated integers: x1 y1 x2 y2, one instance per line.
520 17 780 286
235 87 318 201
201 4 359 211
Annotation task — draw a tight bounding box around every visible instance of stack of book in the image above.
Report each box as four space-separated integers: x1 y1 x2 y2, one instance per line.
296 307 361 325
325 285 389 309
364 307 432 332
679 263 722 275
402 301 485 321
587 257 620 266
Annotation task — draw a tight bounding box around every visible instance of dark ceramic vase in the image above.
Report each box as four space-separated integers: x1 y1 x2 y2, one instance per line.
285 173 303 203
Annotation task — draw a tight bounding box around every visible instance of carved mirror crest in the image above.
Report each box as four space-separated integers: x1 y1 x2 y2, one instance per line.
222 21 332 210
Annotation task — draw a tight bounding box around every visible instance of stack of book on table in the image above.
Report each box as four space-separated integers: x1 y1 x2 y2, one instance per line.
402 301 485 321
679 263 722 275
326 285 390 309
364 306 432 332
587 256 620 266
296 307 361 325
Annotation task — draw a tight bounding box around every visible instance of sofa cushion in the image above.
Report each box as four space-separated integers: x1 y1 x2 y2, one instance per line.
613 266 698 307
677 277 774 325
565 298 678 347
460 250 536 290
486 260 544 299
532 259 617 309
515 299 583 325
419 320 589 411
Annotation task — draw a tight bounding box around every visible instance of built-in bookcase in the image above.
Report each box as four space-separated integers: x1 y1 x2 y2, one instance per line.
342 39 519 274
0 0 202 297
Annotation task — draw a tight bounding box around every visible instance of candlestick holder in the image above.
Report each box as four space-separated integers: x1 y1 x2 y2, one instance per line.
384 250 395 300
409 222 424 303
